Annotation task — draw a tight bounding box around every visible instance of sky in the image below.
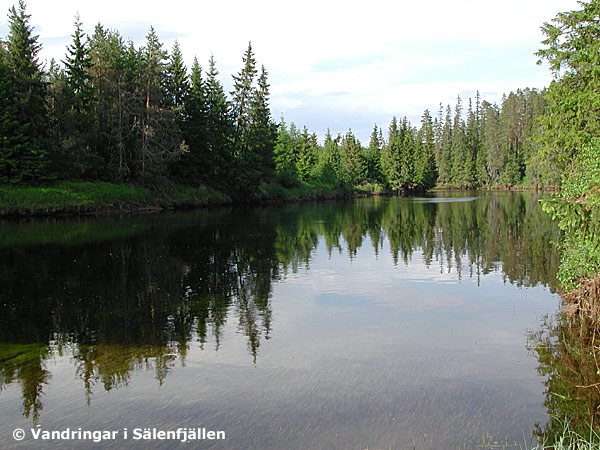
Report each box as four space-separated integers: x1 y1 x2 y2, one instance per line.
0 0 582 143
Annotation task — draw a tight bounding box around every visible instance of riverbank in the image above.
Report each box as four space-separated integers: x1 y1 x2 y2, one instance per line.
0 180 349 218
0 180 561 218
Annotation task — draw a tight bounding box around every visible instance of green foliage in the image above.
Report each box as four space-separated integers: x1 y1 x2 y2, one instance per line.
541 141 600 290
363 124 384 182
0 181 231 215
273 119 299 187
533 0 600 188
339 129 364 186
3 0 49 183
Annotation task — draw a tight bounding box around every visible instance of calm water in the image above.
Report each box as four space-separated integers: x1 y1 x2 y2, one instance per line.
0 191 563 449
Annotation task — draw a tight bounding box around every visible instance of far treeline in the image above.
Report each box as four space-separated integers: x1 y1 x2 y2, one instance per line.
0 0 597 200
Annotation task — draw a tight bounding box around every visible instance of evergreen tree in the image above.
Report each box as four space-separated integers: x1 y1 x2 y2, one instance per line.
5 0 48 182
450 96 470 187
63 15 94 120
323 128 342 183
481 101 502 184
398 117 415 186
438 106 453 185
414 109 437 189
248 65 276 180
364 124 383 182
381 117 402 187
165 40 189 111
533 0 600 187
60 14 96 177
205 55 234 186
498 92 523 185
339 129 364 186
87 24 133 179
230 42 260 198
296 126 317 182
273 118 298 186
464 98 479 186
177 57 208 183
135 27 184 177
0 46 29 183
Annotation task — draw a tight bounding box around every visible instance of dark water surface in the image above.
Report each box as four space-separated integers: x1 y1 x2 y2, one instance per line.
0 192 562 449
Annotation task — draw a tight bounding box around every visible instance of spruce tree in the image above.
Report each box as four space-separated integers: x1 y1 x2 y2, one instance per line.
165 40 189 111
323 129 342 183
178 57 208 183
273 118 298 186
296 126 317 182
0 46 29 183
205 55 233 185
381 117 402 187
415 109 437 189
339 129 364 186
533 0 600 186
450 96 470 187
61 14 96 177
399 117 415 186
230 42 260 198
5 0 49 182
438 106 453 185
248 65 276 179
364 124 383 182
135 27 183 177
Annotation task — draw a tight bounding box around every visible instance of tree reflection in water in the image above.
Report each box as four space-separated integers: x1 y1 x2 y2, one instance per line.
0 192 561 423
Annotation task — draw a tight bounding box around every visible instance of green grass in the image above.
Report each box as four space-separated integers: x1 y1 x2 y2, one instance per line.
0 181 232 216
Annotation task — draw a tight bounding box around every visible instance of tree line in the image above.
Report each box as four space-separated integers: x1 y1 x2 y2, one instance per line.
0 0 582 199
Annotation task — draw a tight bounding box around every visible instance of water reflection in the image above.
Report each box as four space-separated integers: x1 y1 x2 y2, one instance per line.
528 309 600 445
0 192 560 427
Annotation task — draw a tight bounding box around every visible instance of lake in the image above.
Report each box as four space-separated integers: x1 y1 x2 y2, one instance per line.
0 191 563 449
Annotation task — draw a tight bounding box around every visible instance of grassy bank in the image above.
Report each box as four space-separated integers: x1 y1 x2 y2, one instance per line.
0 181 232 217
0 180 355 217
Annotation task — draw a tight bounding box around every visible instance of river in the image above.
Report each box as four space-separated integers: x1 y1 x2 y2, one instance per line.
0 191 563 449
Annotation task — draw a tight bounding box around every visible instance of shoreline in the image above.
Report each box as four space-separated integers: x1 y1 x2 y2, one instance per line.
0 181 556 219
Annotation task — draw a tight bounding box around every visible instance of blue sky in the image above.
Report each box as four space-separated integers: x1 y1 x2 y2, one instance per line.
0 0 581 143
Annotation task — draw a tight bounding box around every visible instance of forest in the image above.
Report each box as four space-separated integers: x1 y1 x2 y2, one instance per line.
0 0 577 202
